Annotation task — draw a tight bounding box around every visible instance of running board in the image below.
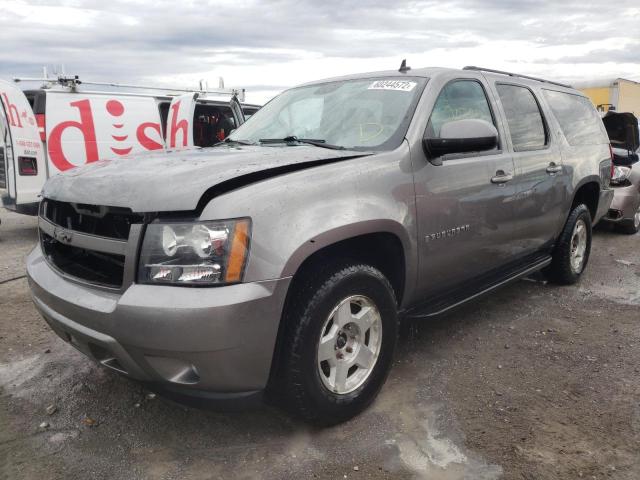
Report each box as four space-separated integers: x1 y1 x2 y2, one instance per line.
405 255 552 319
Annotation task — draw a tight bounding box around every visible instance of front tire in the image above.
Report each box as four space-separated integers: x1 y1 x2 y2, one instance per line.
544 204 592 285
278 263 398 425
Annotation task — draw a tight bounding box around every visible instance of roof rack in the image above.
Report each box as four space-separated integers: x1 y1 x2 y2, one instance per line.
463 66 572 89
12 74 246 102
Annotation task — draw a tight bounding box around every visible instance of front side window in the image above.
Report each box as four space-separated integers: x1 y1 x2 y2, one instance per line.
496 84 546 151
228 77 427 151
542 90 608 146
427 80 495 137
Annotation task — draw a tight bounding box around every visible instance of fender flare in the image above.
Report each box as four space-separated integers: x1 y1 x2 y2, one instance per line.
281 218 414 284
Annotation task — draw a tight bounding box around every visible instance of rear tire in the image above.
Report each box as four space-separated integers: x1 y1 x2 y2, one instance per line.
544 204 592 285
277 262 398 425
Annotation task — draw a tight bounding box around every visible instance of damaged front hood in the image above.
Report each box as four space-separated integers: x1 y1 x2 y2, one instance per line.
42 145 370 212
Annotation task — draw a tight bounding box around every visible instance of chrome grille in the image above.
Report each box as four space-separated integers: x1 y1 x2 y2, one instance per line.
39 199 143 289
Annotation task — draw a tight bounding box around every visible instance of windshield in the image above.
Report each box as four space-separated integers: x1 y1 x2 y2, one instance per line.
228 77 427 151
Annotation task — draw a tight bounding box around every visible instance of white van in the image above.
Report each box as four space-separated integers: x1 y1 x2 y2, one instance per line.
0 75 259 216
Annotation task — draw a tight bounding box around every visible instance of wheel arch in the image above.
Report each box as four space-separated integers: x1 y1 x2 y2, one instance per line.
570 177 600 221
281 220 412 306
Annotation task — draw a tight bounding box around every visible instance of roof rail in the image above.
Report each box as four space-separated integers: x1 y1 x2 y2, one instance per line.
463 66 572 89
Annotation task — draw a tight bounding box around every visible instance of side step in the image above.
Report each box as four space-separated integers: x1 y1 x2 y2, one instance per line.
405 255 552 319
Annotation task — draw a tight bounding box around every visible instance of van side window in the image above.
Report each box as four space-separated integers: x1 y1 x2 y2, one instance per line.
428 80 495 137
496 84 546 151
542 90 608 146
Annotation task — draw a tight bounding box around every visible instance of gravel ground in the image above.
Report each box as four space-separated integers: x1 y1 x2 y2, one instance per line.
0 208 639 480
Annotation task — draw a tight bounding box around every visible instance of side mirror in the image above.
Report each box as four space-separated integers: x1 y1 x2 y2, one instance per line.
423 119 498 160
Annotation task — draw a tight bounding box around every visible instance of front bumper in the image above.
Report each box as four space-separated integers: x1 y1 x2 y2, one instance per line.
601 183 640 223
27 244 291 403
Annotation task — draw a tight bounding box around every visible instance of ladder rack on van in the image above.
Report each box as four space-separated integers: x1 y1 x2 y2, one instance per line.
463 66 573 89
13 75 246 102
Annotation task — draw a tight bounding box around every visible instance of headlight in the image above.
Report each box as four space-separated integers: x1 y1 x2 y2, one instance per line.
611 166 631 186
138 218 251 285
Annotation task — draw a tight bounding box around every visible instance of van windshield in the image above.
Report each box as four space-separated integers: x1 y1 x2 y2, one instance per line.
228 77 427 151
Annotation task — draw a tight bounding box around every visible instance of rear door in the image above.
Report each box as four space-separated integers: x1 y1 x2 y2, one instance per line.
490 82 567 255
0 80 46 207
166 92 198 148
46 91 165 174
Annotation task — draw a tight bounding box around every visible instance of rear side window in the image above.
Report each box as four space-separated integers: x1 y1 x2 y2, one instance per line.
428 80 495 137
542 90 607 146
496 84 546 151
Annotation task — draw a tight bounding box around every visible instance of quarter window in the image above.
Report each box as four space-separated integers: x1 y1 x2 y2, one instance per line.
496 84 546 151
428 80 495 138
542 90 608 146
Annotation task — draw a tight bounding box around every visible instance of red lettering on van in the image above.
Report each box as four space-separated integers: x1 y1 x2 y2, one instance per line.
169 101 188 148
48 99 98 171
1 93 23 128
136 122 164 151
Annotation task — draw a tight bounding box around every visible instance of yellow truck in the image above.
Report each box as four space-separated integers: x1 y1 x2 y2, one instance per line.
580 78 640 116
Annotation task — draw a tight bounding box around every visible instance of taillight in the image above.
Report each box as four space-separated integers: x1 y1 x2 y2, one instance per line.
35 114 46 142
18 156 37 175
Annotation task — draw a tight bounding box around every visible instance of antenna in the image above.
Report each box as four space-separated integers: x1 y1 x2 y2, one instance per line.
399 59 411 73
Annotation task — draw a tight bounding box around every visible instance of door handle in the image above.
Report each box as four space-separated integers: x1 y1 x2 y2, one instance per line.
546 162 562 174
491 170 514 184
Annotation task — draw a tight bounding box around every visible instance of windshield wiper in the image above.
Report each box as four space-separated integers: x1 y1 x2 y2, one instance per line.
259 136 345 150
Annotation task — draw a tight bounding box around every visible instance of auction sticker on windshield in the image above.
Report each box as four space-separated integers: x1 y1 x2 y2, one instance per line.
368 80 417 92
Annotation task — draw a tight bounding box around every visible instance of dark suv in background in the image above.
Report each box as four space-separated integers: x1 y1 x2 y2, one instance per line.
28 65 613 424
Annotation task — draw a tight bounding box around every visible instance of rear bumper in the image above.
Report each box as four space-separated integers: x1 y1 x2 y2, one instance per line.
601 184 639 223
27 244 291 403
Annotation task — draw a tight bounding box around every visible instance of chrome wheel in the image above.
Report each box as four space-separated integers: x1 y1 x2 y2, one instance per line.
317 295 382 395
570 219 588 274
634 206 640 229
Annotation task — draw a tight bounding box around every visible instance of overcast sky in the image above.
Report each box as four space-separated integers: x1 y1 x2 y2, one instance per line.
2 0 639 104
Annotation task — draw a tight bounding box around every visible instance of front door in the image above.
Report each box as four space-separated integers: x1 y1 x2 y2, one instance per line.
413 78 518 298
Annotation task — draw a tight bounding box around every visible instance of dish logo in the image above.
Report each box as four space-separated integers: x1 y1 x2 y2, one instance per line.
47 97 165 172
1 92 36 128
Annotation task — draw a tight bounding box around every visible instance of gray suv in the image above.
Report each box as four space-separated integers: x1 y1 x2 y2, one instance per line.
27 66 614 424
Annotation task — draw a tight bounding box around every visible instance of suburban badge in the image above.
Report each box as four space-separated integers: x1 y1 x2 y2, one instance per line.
425 224 470 242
